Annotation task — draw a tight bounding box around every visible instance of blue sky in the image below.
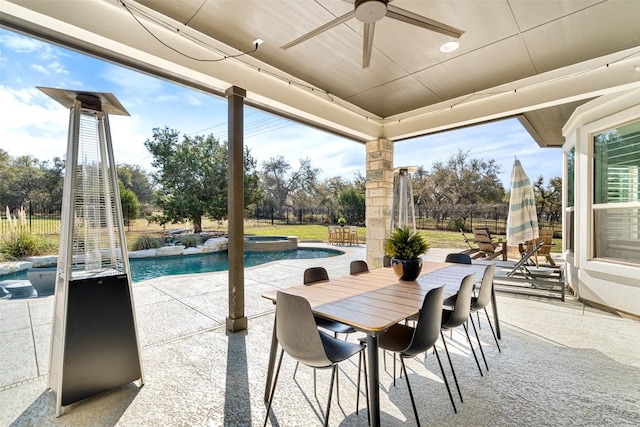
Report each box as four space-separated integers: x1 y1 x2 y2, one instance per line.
0 28 562 188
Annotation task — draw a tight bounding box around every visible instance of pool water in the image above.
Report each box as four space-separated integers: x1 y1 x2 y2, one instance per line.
1 248 342 284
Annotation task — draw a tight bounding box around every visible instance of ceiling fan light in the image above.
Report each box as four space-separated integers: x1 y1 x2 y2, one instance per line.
355 0 387 23
440 41 459 53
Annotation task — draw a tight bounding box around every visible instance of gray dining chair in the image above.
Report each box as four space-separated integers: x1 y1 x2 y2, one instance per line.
444 253 472 264
442 252 479 322
376 285 457 424
298 267 358 401
350 260 370 275
264 291 366 427
468 264 500 370
444 264 501 374
303 267 357 337
406 253 471 323
440 273 482 403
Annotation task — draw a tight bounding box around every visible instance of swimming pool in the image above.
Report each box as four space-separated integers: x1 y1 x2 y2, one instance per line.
1 248 343 284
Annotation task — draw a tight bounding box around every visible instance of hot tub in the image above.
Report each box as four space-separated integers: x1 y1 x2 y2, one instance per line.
244 235 298 252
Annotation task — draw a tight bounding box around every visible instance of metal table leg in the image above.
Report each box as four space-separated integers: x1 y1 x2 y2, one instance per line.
366 334 380 427
264 313 278 402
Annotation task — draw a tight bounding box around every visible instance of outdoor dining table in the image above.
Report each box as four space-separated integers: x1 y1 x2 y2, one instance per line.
262 261 499 426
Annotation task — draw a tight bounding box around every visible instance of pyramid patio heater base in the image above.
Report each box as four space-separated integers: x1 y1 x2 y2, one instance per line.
39 87 144 416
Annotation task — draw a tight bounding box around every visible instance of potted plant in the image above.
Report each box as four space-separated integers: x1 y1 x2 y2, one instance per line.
384 227 429 281
337 217 346 227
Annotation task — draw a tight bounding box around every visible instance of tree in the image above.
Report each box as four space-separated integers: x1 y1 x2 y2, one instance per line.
261 156 319 219
144 127 261 232
534 176 562 222
426 149 504 206
118 182 140 225
352 170 366 195
1 154 46 211
117 164 154 205
315 176 349 222
38 157 64 212
338 187 365 225
0 149 13 209
0 151 64 218
411 166 434 218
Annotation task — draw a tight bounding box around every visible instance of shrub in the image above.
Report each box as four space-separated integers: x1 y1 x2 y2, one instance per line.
447 216 466 232
131 234 164 251
0 228 54 259
177 234 201 248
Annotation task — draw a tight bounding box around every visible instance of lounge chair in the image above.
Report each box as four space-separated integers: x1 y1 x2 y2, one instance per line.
475 241 565 300
459 229 479 256
469 228 506 261
521 228 556 266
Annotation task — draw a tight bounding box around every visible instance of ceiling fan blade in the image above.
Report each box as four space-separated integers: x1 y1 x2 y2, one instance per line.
281 10 355 50
386 4 464 39
362 22 375 69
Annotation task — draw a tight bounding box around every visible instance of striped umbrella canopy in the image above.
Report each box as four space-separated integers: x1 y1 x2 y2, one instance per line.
506 159 539 244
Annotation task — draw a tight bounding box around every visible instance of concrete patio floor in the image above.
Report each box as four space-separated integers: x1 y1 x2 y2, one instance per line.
1 244 639 426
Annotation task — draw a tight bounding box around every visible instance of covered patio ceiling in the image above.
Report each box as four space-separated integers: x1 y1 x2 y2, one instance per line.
2 0 640 147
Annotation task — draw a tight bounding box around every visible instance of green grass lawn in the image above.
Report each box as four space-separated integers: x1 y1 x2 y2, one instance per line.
241 224 560 253
244 224 480 250
2 222 559 257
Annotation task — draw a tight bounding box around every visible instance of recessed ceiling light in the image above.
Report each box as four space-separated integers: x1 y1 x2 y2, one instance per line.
440 41 459 53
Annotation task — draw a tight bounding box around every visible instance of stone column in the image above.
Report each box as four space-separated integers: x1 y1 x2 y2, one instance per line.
226 86 247 332
365 139 394 269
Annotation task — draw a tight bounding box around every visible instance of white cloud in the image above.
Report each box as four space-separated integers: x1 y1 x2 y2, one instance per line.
0 86 68 160
30 64 47 74
47 60 68 74
0 33 45 53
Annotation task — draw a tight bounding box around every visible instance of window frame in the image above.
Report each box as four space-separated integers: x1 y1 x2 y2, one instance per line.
589 119 640 267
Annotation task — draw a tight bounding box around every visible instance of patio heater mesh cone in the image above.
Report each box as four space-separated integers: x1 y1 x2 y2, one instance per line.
39 87 144 416
384 166 418 267
391 166 418 232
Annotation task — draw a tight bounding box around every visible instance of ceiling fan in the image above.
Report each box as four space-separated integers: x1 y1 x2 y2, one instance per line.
281 0 464 69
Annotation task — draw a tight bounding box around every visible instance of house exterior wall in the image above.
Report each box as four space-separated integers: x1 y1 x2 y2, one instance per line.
562 89 640 318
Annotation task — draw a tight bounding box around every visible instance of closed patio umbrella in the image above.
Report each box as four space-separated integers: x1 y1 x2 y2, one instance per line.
506 159 539 244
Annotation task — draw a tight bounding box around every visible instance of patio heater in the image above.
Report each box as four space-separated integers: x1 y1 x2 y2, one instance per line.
38 87 143 416
391 166 418 232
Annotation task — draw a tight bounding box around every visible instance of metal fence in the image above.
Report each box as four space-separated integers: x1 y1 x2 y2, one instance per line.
1 203 560 237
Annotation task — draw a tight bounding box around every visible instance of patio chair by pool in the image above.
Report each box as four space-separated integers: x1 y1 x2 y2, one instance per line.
347 226 359 246
264 291 366 427
327 225 337 245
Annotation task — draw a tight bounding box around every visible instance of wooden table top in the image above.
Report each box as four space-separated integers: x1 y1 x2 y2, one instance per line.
262 261 487 333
